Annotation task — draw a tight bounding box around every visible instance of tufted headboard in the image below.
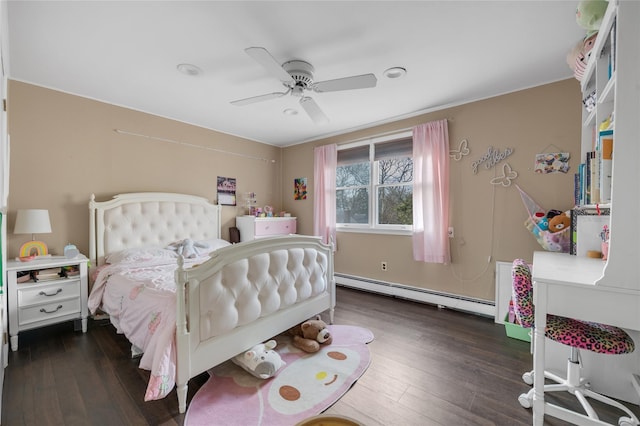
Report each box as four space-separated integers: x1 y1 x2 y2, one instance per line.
89 192 221 267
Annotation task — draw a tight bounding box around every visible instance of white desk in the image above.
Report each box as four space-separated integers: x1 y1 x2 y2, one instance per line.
532 251 640 425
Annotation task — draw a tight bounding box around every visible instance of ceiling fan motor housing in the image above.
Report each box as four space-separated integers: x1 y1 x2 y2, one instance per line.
282 60 315 90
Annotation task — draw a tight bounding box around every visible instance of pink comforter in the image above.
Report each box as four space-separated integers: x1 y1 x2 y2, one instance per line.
88 257 204 401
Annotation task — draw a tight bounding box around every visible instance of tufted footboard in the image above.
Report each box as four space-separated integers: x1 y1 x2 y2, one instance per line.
174 235 335 413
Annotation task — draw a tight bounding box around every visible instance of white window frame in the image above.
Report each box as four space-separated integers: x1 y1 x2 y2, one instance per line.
337 130 413 236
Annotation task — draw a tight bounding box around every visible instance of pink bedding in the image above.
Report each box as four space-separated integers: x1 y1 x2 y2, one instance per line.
88 253 212 401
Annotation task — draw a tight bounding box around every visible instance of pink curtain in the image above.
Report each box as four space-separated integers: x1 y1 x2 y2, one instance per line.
412 120 451 263
313 144 337 248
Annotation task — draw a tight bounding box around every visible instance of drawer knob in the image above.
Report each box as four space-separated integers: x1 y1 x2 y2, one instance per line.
39 288 63 297
40 305 63 314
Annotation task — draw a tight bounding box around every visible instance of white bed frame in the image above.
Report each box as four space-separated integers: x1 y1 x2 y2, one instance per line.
89 192 335 413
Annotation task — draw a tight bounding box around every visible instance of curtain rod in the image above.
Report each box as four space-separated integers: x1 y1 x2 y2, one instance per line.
337 118 454 147
113 129 276 163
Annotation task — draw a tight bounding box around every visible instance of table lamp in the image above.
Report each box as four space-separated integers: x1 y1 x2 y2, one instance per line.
14 209 52 259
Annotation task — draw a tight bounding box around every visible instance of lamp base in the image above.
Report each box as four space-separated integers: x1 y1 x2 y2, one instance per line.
19 240 49 258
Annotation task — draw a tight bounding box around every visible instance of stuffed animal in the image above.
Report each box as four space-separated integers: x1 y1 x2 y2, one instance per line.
231 339 285 379
548 212 571 233
167 238 210 259
576 0 608 36
288 316 332 353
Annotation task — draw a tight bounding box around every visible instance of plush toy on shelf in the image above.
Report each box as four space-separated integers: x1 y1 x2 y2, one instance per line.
567 0 608 82
288 316 333 353
576 0 608 36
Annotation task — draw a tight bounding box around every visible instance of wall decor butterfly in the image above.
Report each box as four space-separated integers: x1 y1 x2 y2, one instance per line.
490 163 518 187
449 138 470 161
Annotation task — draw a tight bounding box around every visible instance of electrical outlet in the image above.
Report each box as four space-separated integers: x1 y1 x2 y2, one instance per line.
448 227 454 238
381 261 388 271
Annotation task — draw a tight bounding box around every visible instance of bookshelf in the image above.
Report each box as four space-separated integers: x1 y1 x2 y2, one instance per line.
578 0 640 290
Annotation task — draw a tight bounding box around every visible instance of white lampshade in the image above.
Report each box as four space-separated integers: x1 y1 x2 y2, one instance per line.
14 209 52 236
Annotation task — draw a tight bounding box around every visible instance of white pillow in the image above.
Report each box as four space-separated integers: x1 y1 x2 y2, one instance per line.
106 247 178 264
199 239 231 252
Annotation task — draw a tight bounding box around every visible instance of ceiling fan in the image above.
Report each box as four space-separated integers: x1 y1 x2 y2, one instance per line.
231 47 377 124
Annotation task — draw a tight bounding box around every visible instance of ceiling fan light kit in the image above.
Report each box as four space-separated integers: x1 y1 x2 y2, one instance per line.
232 46 378 124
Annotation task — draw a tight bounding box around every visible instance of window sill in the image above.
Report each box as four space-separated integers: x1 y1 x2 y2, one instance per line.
337 226 412 236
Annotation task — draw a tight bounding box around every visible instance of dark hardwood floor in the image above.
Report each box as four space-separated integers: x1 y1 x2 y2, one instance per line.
3 287 639 425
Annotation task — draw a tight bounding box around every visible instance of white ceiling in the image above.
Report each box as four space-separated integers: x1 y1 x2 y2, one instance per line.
6 1 585 147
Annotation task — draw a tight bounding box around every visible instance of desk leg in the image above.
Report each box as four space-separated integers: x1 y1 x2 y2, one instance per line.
532 281 548 426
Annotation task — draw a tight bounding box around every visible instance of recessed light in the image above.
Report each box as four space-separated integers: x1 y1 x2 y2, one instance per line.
177 63 202 76
384 67 407 79
283 108 298 116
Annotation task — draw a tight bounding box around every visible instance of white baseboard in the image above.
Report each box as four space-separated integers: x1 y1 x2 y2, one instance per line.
335 273 496 318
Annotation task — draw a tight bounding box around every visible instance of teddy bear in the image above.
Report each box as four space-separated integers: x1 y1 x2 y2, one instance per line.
288 316 332 353
231 339 285 379
548 212 571 233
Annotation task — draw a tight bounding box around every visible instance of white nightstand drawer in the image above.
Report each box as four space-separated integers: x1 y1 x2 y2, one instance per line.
236 216 297 242
18 280 81 307
18 298 81 327
255 218 296 236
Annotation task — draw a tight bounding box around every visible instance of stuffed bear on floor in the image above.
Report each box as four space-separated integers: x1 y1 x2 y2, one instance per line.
288 316 333 353
231 339 285 379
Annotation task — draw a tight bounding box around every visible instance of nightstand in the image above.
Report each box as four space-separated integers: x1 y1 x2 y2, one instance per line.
5 255 89 351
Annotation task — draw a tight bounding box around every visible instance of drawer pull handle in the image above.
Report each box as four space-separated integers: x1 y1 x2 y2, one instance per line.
40 305 63 314
39 288 63 297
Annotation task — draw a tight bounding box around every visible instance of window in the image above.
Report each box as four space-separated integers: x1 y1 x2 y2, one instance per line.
336 132 413 233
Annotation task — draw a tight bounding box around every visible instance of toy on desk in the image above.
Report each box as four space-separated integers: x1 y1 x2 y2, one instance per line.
600 225 610 261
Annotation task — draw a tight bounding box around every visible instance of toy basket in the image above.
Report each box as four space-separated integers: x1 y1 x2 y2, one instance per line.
516 185 570 253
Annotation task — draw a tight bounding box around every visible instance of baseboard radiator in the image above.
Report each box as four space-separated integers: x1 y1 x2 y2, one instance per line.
335 273 496 318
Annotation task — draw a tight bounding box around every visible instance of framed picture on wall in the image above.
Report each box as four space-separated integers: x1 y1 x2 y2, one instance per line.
217 176 237 206
294 177 307 200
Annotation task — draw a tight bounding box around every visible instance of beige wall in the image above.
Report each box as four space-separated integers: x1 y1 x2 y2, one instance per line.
7 78 581 303
282 79 581 302
6 81 283 258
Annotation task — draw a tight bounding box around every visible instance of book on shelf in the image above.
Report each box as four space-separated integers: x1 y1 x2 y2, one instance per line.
590 150 600 204
599 130 614 203
32 267 63 281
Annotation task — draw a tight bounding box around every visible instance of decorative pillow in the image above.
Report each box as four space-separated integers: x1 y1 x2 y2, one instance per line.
105 247 178 264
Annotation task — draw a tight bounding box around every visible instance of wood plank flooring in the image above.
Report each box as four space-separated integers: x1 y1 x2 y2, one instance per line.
3 286 639 425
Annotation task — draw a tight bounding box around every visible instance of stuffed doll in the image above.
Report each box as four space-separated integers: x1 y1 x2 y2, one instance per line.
288 316 332 353
167 238 210 258
231 339 285 379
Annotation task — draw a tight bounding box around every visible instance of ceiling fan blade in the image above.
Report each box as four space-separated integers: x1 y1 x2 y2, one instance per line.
231 91 288 106
312 73 377 92
245 47 295 85
300 97 329 124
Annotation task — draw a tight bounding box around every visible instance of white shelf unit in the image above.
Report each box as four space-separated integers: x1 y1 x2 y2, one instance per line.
578 0 640 290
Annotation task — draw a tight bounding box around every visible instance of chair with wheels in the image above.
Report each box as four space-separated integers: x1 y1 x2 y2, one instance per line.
511 258 639 426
